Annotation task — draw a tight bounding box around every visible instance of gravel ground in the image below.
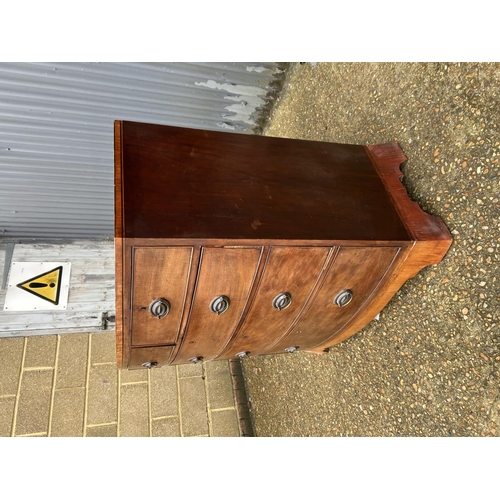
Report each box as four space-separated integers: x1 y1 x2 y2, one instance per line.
241 62 500 437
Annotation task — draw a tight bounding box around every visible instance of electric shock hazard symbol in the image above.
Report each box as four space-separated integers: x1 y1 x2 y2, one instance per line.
17 266 63 305
4 262 71 311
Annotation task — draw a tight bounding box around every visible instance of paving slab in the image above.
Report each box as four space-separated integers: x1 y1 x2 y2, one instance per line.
119 383 149 437
0 397 15 437
179 376 209 437
152 417 181 437
24 335 57 368
15 369 53 436
0 337 24 396
51 388 85 437
56 334 88 389
86 363 118 426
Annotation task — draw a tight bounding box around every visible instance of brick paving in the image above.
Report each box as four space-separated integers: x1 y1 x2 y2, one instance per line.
0 330 245 437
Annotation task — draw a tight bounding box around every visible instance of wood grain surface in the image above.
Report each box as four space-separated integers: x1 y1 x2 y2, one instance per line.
269 246 400 353
217 246 331 359
120 121 409 242
131 247 192 346
128 346 175 370
173 247 262 364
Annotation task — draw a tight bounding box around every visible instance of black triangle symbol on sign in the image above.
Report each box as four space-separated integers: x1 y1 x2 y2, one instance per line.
16 266 63 305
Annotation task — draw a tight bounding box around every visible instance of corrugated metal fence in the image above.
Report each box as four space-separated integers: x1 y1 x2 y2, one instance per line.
0 62 288 239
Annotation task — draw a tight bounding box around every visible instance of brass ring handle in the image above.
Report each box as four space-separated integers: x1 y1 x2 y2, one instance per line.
210 295 230 315
149 298 171 319
272 292 292 311
334 289 353 307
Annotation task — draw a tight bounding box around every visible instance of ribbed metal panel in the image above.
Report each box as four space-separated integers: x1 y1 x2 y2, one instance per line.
0 62 287 239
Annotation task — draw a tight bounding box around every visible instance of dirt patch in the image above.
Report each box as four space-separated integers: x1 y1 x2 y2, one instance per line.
242 62 499 436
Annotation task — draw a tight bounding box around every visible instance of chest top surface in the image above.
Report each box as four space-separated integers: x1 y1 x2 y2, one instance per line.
117 121 409 242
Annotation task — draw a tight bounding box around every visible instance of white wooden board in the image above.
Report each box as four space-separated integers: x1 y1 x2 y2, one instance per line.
0 241 115 337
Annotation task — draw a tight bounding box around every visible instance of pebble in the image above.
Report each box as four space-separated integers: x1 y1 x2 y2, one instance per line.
242 62 500 438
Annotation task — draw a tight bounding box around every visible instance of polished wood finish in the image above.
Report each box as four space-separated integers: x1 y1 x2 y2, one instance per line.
366 143 451 249
307 146 454 354
173 247 262 364
114 121 452 369
131 247 192 346
218 246 331 358
268 246 400 353
129 346 175 370
120 121 409 242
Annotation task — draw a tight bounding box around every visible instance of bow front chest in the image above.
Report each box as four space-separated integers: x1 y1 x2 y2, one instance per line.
114 121 451 369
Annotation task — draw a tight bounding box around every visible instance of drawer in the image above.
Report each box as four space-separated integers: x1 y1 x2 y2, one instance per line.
131 247 193 346
217 246 331 359
269 246 400 353
173 246 262 364
129 346 175 369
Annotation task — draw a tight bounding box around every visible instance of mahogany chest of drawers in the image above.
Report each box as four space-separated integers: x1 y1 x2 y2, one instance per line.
114 121 451 369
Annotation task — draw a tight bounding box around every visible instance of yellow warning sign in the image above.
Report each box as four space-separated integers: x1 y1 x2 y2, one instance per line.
16 266 63 305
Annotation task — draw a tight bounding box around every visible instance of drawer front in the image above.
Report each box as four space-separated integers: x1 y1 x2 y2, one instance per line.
129 346 175 369
131 247 193 346
217 246 331 359
269 246 400 353
173 246 262 364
